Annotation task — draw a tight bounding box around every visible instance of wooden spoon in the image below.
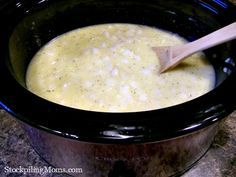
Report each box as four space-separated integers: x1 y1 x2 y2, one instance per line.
152 22 236 73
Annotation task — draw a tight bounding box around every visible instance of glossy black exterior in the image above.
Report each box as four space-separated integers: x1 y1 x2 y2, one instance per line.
0 0 235 143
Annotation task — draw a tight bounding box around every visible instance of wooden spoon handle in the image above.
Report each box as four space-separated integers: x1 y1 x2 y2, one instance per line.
173 22 236 60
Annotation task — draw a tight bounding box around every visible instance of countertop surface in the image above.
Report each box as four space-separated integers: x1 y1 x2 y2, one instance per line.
1 0 236 176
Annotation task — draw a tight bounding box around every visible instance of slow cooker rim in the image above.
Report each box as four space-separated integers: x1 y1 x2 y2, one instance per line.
0 0 235 143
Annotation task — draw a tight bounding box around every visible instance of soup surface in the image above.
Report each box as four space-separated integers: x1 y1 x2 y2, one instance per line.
26 24 215 112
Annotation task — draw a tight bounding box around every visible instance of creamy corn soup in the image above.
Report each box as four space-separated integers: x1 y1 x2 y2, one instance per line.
26 24 215 112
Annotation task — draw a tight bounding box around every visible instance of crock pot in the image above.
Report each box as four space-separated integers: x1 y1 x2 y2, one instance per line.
0 0 235 176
